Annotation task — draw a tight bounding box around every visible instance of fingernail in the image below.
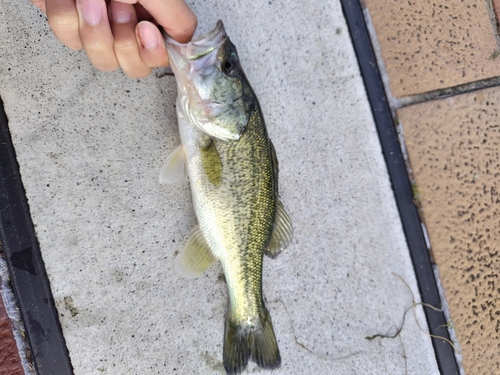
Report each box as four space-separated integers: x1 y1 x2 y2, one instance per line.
79 0 103 26
111 1 132 24
137 22 158 50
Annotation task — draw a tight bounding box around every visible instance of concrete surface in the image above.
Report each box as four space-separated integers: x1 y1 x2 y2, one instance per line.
0 1 439 374
364 0 500 98
399 86 500 375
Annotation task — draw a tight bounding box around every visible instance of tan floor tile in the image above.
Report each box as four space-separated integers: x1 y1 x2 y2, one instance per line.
365 0 500 98
397 86 500 375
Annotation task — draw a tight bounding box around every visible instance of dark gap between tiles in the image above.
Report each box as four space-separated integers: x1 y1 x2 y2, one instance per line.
340 1 460 374
395 76 500 111
0 97 74 375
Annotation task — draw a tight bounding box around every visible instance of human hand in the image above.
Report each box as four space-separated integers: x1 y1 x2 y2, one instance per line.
32 0 197 78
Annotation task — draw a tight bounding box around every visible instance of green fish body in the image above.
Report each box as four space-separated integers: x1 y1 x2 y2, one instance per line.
162 21 292 374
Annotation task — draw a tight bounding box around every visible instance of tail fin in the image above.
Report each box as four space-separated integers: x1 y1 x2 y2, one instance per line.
223 307 281 374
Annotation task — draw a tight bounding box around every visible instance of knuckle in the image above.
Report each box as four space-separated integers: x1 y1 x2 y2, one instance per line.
92 56 120 72
84 43 119 71
114 38 139 53
86 40 109 54
48 11 78 32
48 13 82 49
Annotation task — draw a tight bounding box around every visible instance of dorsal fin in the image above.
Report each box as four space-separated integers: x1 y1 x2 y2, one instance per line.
270 140 279 193
266 199 293 258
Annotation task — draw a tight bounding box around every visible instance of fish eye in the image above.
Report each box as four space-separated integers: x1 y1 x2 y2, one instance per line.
222 55 238 76
224 60 234 72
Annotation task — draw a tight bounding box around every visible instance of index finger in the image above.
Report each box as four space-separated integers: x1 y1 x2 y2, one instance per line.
118 0 197 43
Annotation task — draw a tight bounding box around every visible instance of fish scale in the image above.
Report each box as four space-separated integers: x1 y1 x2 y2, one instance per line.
206 107 274 323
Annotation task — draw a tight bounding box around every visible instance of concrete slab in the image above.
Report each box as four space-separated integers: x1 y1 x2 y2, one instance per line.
0 1 439 374
398 86 500 375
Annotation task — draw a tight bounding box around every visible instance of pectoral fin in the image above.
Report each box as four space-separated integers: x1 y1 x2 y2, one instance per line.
200 138 222 186
266 199 293 258
176 226 216 278
159 145 188 184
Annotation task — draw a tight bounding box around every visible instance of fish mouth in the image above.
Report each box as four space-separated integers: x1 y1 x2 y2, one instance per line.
164 20 226 63
165 21 248 141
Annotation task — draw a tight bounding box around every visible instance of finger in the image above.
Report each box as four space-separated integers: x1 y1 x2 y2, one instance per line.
45 0 82 50
136 21 169 68
133 3 152 22
32 0 47 13
110 1 152 78
76 0 120 71
118 0 197 43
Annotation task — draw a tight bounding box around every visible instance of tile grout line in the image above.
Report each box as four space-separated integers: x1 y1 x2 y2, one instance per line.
393 77 500 110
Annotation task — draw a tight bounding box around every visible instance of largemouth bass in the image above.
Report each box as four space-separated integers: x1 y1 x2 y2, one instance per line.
161 21 293 374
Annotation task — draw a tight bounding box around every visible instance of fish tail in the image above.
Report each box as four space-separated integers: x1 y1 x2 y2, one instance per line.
223 306 280 374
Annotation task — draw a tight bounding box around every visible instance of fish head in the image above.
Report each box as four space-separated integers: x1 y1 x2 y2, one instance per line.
165 21 250 141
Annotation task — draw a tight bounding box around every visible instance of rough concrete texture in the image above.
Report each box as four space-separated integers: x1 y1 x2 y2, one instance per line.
0 1 439 374
364 0 500 98
398 86 500 375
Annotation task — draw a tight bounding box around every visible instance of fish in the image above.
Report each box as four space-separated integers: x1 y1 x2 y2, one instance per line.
161 20 293 374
